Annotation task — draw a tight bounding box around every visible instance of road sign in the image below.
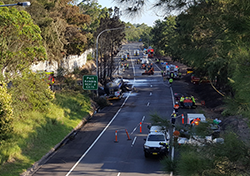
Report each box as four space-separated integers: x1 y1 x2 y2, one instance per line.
83 75 98 90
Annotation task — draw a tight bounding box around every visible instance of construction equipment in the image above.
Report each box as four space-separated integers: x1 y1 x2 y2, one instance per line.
142 67 154 75
165 64 180 79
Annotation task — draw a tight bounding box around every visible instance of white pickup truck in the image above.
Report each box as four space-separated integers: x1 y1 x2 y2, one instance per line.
143 126 170 158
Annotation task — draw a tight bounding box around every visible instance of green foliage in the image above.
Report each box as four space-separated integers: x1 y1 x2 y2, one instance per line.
93 96 110 108
78 0 110 48
125 23 151 42
176 148 214 176
95 8 126 81
8 69 55 116
87 53 94 60
169 132 250 175
150 113 171 129
0 90 92 175
144 0 250 117
0 82 13 141
150 16 177 57
0 6 47 77
161 157 177 174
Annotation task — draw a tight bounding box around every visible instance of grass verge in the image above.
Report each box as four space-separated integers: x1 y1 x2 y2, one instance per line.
0 90 92 176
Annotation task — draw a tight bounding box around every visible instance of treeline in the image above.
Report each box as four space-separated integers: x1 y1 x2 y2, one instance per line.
146 0 250 118
140 0 250 175
0 0 128 168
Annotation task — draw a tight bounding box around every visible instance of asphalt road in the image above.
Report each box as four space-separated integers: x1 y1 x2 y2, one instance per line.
32 42 195 176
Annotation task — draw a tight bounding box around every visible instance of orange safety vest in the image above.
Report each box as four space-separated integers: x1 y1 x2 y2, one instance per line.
174 104 179 109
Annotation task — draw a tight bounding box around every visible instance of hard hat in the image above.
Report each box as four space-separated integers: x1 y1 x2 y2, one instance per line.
175 102 178 104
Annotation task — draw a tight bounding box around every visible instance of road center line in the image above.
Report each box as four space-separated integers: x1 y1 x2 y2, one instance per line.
131 136 137 147
142 116 145 123
66 90 131 176
147 102 150 106
150 92 152 96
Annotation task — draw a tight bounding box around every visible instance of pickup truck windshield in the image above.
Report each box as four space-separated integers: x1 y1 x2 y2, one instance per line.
148 134 165 141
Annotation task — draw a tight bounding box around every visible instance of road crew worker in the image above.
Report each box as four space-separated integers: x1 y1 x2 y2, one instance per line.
171 112 177 125
170 72 174 78
169 78 173 87
137 59 140 64
174 102 180 113
142 63 145 69
191 95 195 106
178 72 182 77
159 142 169 149
180 96 185 106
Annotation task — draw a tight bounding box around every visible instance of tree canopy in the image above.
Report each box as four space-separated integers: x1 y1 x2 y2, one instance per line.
0 5 46 78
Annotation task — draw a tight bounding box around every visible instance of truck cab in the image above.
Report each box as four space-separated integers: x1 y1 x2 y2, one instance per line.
143 126 169 158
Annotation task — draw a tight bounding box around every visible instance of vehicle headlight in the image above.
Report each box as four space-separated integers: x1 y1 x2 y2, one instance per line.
144 145 150 149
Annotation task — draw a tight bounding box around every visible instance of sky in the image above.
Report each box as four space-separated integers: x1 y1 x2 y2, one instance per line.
96 0 164 27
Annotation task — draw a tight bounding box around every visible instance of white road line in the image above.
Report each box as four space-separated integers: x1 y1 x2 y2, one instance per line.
131 136 137 147
147 102 150 106
131 55 136 77
150 92 152 96
142 116 145 122
66 91 131 176
170 87 175 107
131 126 137 135
154 62 161 70
170 85 175 176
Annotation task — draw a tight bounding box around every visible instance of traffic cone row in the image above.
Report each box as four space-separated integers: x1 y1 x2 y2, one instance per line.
114 122 143 142
114 129 131 142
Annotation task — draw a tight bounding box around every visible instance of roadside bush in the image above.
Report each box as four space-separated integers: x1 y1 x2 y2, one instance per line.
80 68 90 76
8 69 55 116
0 82 14 141
87 53 94 61
93 96 110 108
170 132 250 175
57 67 67 77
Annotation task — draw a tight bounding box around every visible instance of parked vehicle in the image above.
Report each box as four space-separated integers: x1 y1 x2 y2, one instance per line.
104 78 123 100
143 127 169 158
164 64 180 79
134 49 139 56
191 74 210 84
147 46 154 58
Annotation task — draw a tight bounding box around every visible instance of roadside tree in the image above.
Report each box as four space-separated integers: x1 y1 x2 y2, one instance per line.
0 6 46 79
0 82 13 141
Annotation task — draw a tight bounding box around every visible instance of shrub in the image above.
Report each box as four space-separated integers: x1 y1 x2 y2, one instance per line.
0 82 14 141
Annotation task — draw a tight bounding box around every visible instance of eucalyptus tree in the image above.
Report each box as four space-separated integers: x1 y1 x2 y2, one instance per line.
113 0 200 17
124 23 151 43
78 0 110 48
10 0 92 62
95 7 125 83
150 16 176 56
0 5 46 79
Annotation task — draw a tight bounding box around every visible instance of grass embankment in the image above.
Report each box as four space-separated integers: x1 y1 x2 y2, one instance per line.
0 90 93 176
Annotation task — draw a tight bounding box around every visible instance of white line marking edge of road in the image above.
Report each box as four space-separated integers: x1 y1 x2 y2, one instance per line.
66 92 131 176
